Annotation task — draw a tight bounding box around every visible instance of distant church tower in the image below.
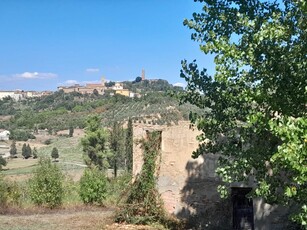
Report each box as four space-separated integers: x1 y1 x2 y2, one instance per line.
141 69 145 81
101 76 105 86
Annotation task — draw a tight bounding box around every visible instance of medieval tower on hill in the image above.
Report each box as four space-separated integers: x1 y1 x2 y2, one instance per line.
141 69 145 81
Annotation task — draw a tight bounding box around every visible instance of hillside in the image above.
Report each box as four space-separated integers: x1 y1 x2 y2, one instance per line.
0 80 201 141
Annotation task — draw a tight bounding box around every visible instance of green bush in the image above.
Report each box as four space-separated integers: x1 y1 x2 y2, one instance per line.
0 156 7 170
79 168 107 205
0 174 8 207
28 157 64 208
6 180 22 206
44 139 52 145
0 174 22 207
9 129 36 141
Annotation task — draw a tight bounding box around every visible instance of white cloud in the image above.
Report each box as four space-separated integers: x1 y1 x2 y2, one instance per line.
173 82 186 88
14 72 57 79
86 68 100 73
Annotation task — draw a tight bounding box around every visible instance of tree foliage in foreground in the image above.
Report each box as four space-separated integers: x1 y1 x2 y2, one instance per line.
179 0 306 226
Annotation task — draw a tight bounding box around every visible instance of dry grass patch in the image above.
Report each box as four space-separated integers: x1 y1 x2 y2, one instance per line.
0 206 114 230
0 206 161 230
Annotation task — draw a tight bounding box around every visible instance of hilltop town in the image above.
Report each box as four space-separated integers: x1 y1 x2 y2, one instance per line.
0 70 180 100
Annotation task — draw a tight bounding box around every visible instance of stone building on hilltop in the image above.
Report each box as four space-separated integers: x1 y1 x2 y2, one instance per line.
57 77 105 95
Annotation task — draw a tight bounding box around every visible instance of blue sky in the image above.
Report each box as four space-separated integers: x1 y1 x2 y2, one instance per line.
0 0 214 91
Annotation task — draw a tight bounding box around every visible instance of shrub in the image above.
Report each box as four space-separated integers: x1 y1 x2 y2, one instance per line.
0 174 8 207
44 139 52 145
9 129 35 141
79 168 107 205
6 180 22 206
32 147 38 159
51 147 59 161
28 157 64 208
0 156 7 170
0 175 22 207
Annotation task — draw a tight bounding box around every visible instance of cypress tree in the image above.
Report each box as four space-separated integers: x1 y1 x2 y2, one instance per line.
10 140 17 158
22 143 27 159
26 144 32 159
110 121 124 177
126 118 133 172
69 125 74 137
51 147 59 161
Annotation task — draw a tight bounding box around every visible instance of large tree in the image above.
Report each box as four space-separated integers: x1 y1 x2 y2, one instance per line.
81 115 112 170
179 0 306 226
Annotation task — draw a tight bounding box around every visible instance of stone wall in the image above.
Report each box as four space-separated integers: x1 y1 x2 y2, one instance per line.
133 121 231 228
132 121 294 230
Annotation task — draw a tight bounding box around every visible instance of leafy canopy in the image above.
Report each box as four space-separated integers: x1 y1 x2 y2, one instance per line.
179 0 306 226
81 115 112 170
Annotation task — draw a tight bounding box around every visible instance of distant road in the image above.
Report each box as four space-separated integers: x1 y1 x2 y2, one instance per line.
62 162 87 167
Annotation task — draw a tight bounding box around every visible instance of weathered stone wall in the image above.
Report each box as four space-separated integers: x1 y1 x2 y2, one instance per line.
133 121 230 228
132 121 294 230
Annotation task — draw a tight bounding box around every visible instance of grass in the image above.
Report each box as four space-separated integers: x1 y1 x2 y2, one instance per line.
2 158 38 176
38 136 84 163
3 135 85 176
4 158 37 169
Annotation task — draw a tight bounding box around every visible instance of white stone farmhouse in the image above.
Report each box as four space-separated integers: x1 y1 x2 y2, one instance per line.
0 130 10 141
